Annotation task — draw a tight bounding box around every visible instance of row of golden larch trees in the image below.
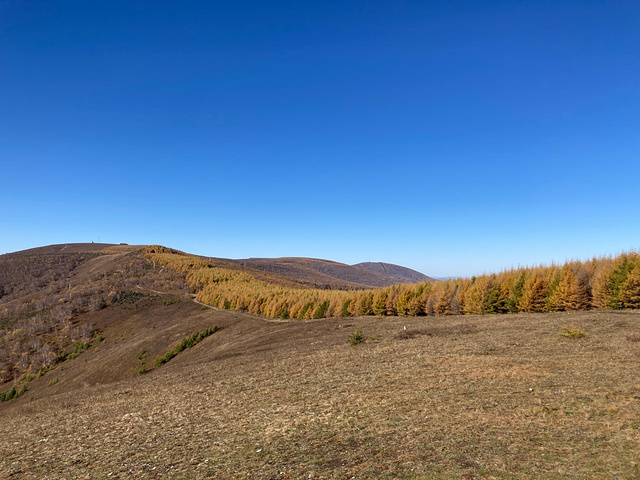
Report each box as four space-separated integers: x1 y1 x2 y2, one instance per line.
143 246 640 320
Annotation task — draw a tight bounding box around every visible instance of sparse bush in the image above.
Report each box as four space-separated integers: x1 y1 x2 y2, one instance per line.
60 341 90 361
156 351 176 367
348 329 365 345
48 377 59 386
559 327 586 339
0 386 17 402
112 290 144 304
0 385 28 402
395 324 478 340
155 326 218 368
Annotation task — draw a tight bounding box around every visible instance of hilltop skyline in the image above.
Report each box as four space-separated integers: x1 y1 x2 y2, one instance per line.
1 1 639 277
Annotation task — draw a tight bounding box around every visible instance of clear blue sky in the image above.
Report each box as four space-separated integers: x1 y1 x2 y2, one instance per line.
1 1 638 277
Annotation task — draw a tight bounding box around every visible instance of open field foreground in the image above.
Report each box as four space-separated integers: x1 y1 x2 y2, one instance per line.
1 308 639 479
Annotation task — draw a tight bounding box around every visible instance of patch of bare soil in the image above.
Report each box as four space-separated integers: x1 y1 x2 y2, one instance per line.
1 310 639 479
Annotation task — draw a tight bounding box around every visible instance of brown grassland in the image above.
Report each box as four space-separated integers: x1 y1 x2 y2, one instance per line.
0 245 639 479
1 307 639 478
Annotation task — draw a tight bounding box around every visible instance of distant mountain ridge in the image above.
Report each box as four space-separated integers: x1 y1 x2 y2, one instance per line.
3 243 434 291
354 262 434 284
236 257 433 289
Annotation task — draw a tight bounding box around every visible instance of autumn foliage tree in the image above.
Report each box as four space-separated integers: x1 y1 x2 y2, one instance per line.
549 266 590 311
518 272 548 313
620 267 640 308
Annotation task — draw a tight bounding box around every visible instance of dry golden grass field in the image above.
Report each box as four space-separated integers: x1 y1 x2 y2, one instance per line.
1 299 639 479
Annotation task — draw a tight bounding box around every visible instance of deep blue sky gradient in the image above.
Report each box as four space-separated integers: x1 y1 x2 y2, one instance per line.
1 1 639 277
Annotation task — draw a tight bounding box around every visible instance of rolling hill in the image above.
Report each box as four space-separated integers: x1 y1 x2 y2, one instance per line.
0 242 638 479
235 257 432 289
354 261 434 284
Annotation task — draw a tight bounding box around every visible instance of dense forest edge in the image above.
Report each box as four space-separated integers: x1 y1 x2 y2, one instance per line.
143 245 640 320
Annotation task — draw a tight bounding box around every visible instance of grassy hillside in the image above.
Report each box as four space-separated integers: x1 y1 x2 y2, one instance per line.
0 245 187 386
1 309 639 478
